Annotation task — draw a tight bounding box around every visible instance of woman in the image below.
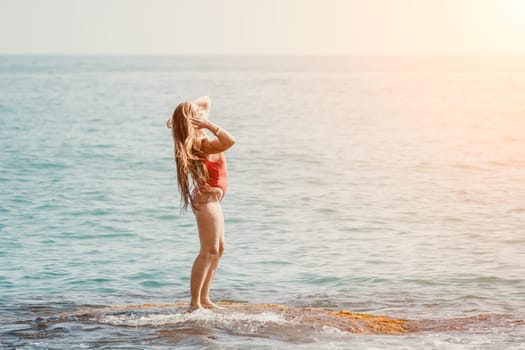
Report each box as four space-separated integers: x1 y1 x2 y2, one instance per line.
167 96 235 312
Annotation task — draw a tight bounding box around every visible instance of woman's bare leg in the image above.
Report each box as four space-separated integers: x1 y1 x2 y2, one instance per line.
188 199 223 311
200 221 225 308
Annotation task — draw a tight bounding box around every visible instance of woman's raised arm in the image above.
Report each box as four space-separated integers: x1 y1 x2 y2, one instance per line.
191 115 235 153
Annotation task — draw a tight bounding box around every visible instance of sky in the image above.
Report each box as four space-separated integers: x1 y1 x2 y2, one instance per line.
1 0 525 55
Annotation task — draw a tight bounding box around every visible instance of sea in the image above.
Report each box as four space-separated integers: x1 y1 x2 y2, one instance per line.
0 55 524 349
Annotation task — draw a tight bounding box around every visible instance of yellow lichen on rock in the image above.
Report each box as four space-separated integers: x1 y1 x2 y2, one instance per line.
217 302 414 334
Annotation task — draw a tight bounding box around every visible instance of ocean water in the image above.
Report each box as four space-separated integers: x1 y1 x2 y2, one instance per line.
1 55 524 349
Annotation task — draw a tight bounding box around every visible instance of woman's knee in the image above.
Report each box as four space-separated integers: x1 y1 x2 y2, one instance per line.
201 246 220 261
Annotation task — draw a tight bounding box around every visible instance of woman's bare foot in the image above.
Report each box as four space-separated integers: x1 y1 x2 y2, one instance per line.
201 299 223 309
186 303 203 313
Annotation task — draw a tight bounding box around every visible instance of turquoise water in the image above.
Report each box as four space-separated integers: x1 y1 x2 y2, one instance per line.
1 55 524 348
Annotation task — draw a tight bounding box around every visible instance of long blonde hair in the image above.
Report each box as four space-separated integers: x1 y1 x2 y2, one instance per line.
171 101 210 211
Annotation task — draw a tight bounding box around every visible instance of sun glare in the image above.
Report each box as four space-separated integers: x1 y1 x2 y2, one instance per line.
503 0 525 26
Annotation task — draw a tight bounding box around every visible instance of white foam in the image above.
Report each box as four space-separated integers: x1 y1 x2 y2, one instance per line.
98 309 287 327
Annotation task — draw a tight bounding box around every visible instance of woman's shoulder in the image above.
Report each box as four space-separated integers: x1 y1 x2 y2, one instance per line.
194 135 208 152
197 136 226 156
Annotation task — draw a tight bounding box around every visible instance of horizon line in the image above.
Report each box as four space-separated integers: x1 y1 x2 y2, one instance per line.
2 52 525 57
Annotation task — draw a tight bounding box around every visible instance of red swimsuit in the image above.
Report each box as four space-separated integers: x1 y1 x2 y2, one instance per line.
203 152 227 198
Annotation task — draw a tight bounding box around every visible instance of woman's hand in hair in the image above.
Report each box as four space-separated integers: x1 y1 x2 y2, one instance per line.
190 113 210 130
